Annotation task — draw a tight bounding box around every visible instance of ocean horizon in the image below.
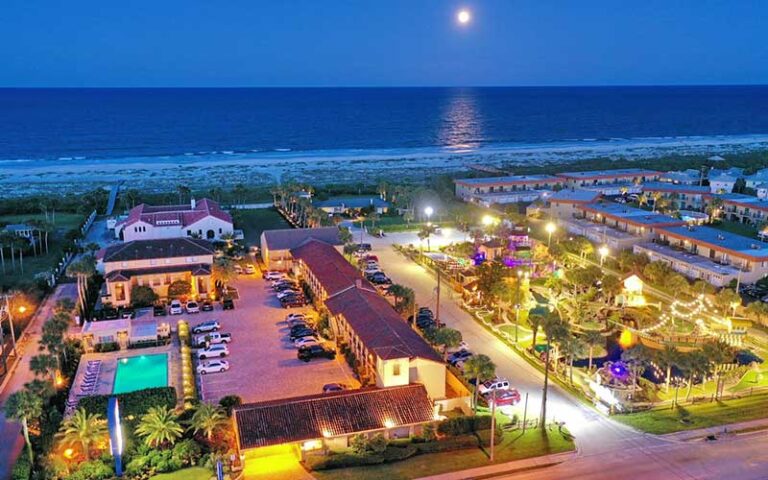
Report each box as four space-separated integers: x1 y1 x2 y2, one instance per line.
1 86 768 166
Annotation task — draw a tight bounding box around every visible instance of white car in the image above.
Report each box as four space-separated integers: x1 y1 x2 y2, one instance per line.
244 264 257 275
197 344 229 359
264 271 284 281
478 378 510 395
286 313 306 321
364 266 382 275
197 360 230 375
276 289 301 300
169 300 183 315
233 264 244 274
294 336 320 348
186 301 200 314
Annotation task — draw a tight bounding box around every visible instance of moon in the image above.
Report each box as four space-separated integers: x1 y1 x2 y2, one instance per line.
457 9 471 25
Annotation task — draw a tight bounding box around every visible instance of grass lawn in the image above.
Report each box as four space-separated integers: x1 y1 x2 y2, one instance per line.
710 220 758 238
614 392 768 434
0 212 84 231
233 208 290 246
150 467 212 480
313 428 574 480
730 369 768 392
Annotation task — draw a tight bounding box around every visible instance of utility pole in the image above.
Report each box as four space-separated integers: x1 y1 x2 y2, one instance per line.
522 392 529 434
489 388 497 462
435 268 441 325
2 294 17 356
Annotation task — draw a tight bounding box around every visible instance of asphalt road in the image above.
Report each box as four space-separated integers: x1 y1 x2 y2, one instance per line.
361 228 768 479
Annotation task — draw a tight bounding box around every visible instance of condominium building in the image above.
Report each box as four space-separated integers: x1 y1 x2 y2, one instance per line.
555 169 661 188
641 182 712 211
720 194 768 225
453 175 561 205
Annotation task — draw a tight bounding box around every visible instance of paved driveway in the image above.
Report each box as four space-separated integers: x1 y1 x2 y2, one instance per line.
197 273 357 405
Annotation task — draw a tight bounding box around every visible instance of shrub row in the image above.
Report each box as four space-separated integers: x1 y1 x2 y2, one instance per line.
78 387 176 419
437 415 492 436
308 435 479 471
11 454 31 480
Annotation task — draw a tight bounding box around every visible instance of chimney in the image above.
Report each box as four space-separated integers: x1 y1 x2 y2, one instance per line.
191 198 196 209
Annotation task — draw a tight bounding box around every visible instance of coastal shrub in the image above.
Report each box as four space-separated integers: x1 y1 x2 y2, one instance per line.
421 423 437 442
130 285 158 308
368 433 388 454
94 341 119 353
382 444 418 462
10 454 31 480
78 387 176 419
308 452 386 471
413 435 479 454
219 395 242 416
65 459 114 480
349 434 369 455
167 280 192 299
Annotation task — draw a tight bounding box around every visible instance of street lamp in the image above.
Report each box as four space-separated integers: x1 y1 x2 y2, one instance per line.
515 270 530 343
424 206 434 225
598 245 609 266
545 222 556 247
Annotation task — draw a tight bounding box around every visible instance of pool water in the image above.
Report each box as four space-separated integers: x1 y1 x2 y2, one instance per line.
113 353 169 394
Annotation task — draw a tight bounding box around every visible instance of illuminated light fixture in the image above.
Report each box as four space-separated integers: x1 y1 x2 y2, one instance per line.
383 419 395 429
322 429 332 438
618 329 635 349
63 448 75 459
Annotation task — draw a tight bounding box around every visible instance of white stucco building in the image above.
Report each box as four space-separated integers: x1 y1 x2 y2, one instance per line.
115 198 233 242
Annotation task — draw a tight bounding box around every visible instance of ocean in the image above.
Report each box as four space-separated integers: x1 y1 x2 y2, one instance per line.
1 86 768 165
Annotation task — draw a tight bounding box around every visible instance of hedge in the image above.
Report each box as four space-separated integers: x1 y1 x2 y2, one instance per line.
437 415 492 436
78 387 176 418
413 435 479 454
11 454 31 480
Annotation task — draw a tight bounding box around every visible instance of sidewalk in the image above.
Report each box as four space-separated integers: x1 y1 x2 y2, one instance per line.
415 451 576 480
0 283 78 480
662 416 768 442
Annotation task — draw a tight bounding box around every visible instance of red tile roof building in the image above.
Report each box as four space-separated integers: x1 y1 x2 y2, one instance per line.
290 239 446 400
115 198 233 242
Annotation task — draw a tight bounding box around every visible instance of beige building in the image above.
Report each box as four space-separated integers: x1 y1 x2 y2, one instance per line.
97 238 214 307
260 227 342 271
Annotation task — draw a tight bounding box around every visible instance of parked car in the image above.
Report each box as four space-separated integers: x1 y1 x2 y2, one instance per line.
193 332 232 347
233 264 244 274
294 337 321 348
264 271 284 281
120 308 135 319
169 300 183 315
486 389 521 407
478 378 511 395
272 278 297 287
369 273 392 285
364 266 381 275
186 301 200 314
201 300 214 312
274 284 299 293
244 264 257 275
276 289 302 300
198 344 229 359
356 243 372 252
197 360 230 375
286 313 306 322
288 320 310 330
222 298 235 310
192 320 221 335
322 383 347 393
290 328 317 341
298 345 336 362
448 350 473 365
153 304 167 316
281 297 306 309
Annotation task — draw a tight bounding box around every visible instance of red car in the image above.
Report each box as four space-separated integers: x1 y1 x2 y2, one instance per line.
486 389 521 407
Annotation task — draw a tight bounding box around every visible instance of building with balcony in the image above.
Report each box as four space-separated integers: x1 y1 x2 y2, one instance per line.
453 175 561 205
641 182 712 211
97 238 214 307
636 225 768 285
555 168 661 188
719 194 768 225
548 189 602 219
260 227 342 271
578 202 687 238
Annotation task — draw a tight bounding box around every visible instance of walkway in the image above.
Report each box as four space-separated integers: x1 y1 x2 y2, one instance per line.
105 180 124 216
0 284 78 479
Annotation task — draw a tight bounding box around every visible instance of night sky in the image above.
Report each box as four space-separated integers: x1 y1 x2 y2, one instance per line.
1 0 766 87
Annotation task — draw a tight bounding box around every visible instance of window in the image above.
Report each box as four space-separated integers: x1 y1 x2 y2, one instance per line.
392 363 401 376
187 230 192 236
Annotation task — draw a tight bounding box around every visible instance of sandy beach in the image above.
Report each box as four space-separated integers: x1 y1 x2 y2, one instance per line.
2 134 768 197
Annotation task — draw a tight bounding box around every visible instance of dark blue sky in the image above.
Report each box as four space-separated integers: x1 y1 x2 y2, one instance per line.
1 0 766 87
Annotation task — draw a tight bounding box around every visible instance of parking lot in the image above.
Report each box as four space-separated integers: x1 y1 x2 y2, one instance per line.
191 270 358 405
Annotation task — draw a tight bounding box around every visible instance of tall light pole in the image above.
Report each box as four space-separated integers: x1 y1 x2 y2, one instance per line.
1 293 19 357
515 270 529 344
598 245 609 267
545 222 556 248
424 206 434 225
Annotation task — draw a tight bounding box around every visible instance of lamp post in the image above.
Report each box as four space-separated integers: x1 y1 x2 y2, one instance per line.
545 222 556 248
515 270 529 344
424 206 434 225
1 293 19 357
598 245 609 267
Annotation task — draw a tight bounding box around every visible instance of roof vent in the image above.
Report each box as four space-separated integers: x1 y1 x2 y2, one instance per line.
717 234 725 240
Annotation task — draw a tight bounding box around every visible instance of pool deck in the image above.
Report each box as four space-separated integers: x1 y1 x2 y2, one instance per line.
66 343 182 416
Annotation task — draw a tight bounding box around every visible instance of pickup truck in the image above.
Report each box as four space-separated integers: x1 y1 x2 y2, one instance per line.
193 332 232 347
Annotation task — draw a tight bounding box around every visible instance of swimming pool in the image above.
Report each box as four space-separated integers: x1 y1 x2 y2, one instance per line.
113 353 168 394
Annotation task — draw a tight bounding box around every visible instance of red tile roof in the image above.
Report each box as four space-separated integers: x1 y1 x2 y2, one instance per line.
325 283 443 362
290 239 362 297
234 385 434 449
102 238 214 263
119 198 232 229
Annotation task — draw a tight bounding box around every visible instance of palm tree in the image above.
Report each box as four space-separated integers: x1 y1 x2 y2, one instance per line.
57 408 108 460
562 336 588 384
4 389 43 463
746 301 768 326
30 353 58 384
338 227 353 246
431 328 463 356
212 257 236 287
540 313 568 429
583 330 603 371
135 405 184 448
67 255 96 317
418 223 438 252
655 344 680 393
188 403 228 442
463 354 496 414
177 184 191 204
681 351 712 401
702 340 733 399
621 344 651 392
528 313 544 347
